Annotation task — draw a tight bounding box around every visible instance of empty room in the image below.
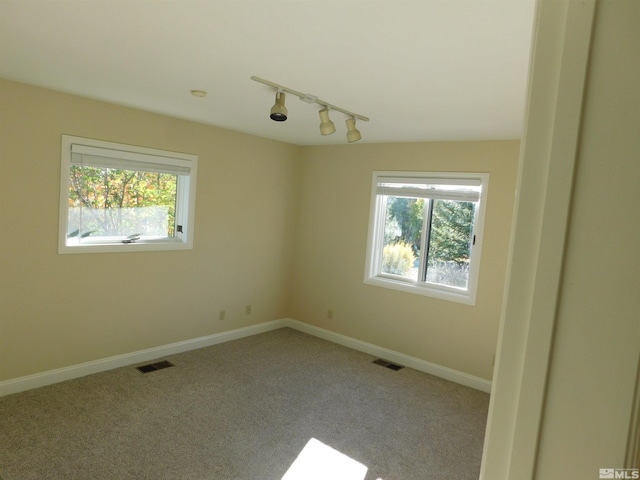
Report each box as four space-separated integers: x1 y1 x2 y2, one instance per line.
1 1 638 479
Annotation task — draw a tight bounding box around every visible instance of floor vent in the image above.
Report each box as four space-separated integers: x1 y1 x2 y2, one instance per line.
136 360 175 373
372 358 404 371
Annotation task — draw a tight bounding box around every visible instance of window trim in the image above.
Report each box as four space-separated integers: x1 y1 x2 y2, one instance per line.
364 171 489 305
58 135 197 254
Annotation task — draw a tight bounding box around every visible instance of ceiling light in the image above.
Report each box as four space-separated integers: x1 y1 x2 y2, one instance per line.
190 90 207 98
319 108 336 136
345 117 361 143
270 90 288 122
251 76 369 142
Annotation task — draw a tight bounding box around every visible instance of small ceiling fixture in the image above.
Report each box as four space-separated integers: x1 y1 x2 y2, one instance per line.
270 90 287 121
251 76 369 142
190 89 207 98
345 117 361 143
319 108 336 136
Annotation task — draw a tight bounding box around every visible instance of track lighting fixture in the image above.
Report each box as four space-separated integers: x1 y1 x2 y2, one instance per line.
319 108 336 136
251 76 369 142
270 90 287 121
345 117 361 143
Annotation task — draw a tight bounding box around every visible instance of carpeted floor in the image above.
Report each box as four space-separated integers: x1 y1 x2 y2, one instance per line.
0 328 489 479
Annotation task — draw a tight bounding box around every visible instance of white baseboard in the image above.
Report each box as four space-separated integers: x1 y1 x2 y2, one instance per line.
0 319 287 397
0 317 491 397
284 319 492 393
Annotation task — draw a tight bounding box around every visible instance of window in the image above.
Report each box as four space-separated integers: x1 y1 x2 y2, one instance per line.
364 171 488 304
59 135 197 253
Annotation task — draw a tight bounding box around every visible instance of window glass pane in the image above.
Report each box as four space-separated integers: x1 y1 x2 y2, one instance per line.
425 199 476 289
381 196 424 281
68 166 177 242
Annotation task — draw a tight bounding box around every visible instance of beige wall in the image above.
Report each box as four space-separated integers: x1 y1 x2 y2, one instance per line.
535 0 640 475
290 142 518 381
0 79 519 386
482 0 640 478
0 79 301 381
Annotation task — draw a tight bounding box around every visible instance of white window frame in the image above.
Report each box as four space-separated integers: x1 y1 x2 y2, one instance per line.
58 135 197 254
364 171 489 305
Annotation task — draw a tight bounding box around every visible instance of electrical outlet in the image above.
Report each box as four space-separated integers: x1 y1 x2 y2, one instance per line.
327 309 333 320
219 310 226 321
245 305 252 315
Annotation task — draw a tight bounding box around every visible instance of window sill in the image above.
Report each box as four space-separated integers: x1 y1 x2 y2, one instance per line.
58 240 192 254
363 276 476 305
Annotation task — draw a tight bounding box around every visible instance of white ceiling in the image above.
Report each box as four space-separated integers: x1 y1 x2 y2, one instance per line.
0 0 535 146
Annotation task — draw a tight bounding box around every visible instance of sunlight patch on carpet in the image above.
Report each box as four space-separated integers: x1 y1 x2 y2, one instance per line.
282 438 368 480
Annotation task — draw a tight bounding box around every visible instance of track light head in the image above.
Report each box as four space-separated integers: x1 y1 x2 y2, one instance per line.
346 117 361 143
318 108 336 136
270 91 287 121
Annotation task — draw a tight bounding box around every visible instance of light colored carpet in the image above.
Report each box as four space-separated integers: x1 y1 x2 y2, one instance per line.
0 328 489 479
